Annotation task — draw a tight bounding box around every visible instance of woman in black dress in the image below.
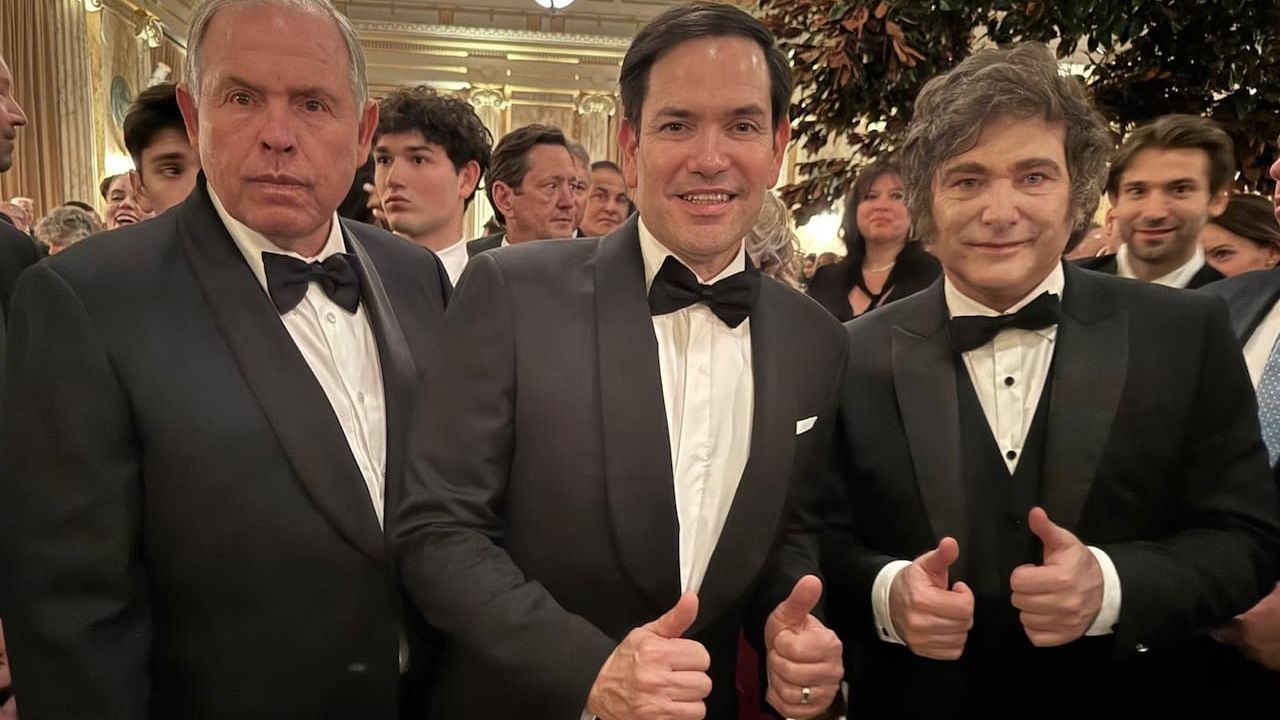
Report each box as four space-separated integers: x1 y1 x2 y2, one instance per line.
806 159 940 321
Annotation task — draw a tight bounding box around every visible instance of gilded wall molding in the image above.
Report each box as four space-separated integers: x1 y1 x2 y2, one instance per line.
353 21 631 53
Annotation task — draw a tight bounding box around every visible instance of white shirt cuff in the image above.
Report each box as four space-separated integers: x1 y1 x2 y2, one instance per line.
871 560 913 645
1085 546 1121 636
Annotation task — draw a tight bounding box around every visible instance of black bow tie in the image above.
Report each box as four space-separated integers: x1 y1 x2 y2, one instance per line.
647 255 760 328
262 251 361 315
949 291 1062 353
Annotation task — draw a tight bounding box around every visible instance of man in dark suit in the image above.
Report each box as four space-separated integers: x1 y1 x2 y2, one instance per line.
1075 114 1233 289
394 4 844 719
0 51 37 345
824 44 1280 718
464 123 577 256
1198 257 1280 698
0 1 447 717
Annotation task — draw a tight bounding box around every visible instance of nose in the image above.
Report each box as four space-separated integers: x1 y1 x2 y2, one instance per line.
1137 192 1171 221
556 182 575 209
979 180 1019 229
688 129 730 176
2 96 26 129
381 158 404 189
257 102 296 155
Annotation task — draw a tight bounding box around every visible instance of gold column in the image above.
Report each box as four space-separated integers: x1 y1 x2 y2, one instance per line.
466 87 508 240
51 0 99 208
575 93 617 167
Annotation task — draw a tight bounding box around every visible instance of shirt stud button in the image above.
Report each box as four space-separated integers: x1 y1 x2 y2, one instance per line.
1004 376 1015 387
326 312 337 324
1006 450 1018 461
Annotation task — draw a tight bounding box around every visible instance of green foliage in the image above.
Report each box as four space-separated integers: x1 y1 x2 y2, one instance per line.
760 0 1280 224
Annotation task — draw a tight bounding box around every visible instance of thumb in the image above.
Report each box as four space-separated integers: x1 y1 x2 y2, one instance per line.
917 537 960 588
1028 507 1076 559
773 574 823 630
647 592 699 639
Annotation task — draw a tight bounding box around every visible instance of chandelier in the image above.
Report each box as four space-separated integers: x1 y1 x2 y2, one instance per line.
534 0 576 10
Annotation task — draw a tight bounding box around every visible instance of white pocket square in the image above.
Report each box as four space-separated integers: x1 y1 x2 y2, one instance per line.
795 416 817 435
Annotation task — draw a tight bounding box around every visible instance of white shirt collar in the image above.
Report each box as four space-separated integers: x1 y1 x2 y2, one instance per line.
209 185 347 294
944 262 1065 338
637 217 746 291
1115 243 1206 288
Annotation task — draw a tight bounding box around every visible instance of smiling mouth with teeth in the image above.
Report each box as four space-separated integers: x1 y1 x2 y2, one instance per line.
681 193 731 204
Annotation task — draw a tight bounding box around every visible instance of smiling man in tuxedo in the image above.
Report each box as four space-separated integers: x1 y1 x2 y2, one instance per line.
823 43 1280 717
393 3 845 718
0 1 447 717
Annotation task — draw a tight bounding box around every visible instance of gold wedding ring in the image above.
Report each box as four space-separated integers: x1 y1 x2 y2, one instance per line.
800 686 811 705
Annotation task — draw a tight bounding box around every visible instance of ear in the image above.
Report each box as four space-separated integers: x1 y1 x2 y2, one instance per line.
1207 189 1229 219
619 118 639 191
129 170 154 214
457 159 482 201
175 82 200 148
491 180 516 217
356 99 379 165
766 114 792 188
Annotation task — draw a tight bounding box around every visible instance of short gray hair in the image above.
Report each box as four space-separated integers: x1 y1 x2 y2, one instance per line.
900 42 1113 252
184 0 368 105
33 206 103 249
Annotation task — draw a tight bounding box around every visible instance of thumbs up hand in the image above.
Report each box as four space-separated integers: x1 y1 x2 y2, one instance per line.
1009 507 1104 647
888 537 975 660
586 592 712 720
763 575 843 719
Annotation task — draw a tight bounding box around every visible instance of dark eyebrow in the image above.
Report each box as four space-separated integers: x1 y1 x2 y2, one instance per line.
940 161 989 176
374 144 433 154
1012 157 1063 172
147 151 190 165
650 104 768 120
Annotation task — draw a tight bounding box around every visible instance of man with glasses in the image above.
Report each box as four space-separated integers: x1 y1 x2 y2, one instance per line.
466 124 579 256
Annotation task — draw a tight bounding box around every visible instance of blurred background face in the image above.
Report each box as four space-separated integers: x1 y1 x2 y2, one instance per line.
580 166 629 236
570 155 589 229
137 127 200 213
856 172 909 245
1200 222 1279 277
104 173 151 229
373 129 469 240
1110 147 1225 266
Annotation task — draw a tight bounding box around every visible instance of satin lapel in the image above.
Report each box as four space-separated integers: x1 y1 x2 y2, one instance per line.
342 222 419 530
595 218 681 612
178 184 385 563
891 283 969 573
1235 271 1280 343
693 280 796 634
1041 265 1128 530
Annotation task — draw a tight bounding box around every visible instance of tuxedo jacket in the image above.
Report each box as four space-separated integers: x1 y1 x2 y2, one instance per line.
824 264 1280 715
0 219 40 356
1075 251 1223 288
1202 266 1280 344
464 231 503 257
0 179 449 719
391 216 848 718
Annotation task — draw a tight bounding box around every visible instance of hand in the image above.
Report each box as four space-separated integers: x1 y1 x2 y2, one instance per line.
1010 507 1103 647
586 593 711 720
888 537 974 659
763 575 843 719
1222 583 1280 671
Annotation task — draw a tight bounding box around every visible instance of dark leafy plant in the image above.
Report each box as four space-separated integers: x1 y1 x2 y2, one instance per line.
760 0 1280 224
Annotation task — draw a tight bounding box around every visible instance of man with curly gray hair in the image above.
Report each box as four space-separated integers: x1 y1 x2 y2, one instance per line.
824 42 1280 716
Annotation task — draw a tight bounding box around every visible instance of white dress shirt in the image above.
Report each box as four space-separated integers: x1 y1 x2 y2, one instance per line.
211 189 389 527
639 220 754 595
1244 298 1280 389
435 235 468 287
1115 243 1207 288
872 263 1121 645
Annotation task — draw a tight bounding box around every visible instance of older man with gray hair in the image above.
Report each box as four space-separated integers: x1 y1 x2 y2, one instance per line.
0 1 448 717
32 205 103 255
822 42 1280 716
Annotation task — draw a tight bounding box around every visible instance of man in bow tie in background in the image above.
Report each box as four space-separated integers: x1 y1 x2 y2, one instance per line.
392 3 845 718
0 1 448 717
822 43 1280 717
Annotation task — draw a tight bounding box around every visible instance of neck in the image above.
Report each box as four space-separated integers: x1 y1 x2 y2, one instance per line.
1127 241 1195 282
409 215 464 253
269 223 330 259
862 237 906 269
671 245 740 283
